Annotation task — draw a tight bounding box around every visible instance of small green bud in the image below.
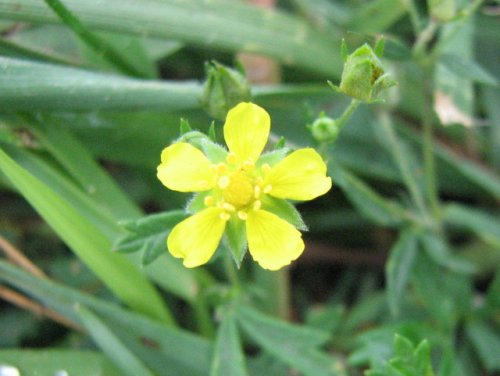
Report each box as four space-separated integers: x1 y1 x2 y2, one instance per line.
428 0 456 22
331 42 396 103
201 61 251 121
309 113 340 143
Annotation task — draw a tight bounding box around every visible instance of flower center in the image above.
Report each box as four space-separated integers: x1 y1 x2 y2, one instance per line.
221 170 254 208
205 157 272 221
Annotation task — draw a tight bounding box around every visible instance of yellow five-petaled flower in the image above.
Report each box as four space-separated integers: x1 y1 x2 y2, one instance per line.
157 102 332 270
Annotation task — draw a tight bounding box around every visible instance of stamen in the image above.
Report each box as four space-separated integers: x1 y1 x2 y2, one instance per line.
204 196 214 206
261 163 271 174
254 185 261 198
222 202 236 212
237 211 248 220
226 153 237 165
253 200 261 211
219 212 231 221
242 161 254 171
218 175 230 189
216 163 227 174
263 184 272 194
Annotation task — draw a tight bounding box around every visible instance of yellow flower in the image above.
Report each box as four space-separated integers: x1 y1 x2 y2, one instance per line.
157 102 332 270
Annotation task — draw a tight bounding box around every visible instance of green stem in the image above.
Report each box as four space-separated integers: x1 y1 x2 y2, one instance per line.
224 254 241 291
378 111 428 217
254 268 290 319
421 68 440 217
413 19 438 59
337 99 360 130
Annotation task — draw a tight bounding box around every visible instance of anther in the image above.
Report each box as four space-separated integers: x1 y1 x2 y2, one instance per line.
219 212 231 221
216 163 227 173
218 175 230 189
263 184 272 194
226 153 237 165
253 200 262 211
237 211 248 220
254 185 261 198
222 202 236 212
204 196 214 206
261 163 271 174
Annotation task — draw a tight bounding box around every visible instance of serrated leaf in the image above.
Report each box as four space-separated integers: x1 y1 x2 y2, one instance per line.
114 210 187 265
225 217 248 268
261 195 307 231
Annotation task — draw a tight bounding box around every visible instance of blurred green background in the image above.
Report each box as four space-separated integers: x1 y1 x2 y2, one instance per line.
0 0 498 375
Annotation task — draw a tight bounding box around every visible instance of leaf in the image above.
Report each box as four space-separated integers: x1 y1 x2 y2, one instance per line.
20 114 142 220
466 321 500 372
0 57 201 111
0 0 341 77
224 217 247 268
114 210 187 264
439 54 498 86
0 350 122 376
77 306 155 376
210 306 248 376
236 305 343 376
443 204 500 249
0 261 213 376
386 227 419 316
0 147 172 323
330 165 406 227
260 195 307 231
420 232 476 274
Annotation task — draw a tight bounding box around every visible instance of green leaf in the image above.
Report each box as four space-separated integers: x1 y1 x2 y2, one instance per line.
201 138 228 164
0 350 122 376
0 147 172 323
256 148 289 167
224 217 247 268
443 204 500 249
42 0 143 77
439 54 498 86
210 306 248 376
236 305 343 376
20 114 142 220
0 261 213 376
0 0 341 77
260 195 307 231
0 57 201 111
114 210 187 264
466 321 500 371
330 165 406 227
420 232 476 274
386 227 419 316
77 306 155 376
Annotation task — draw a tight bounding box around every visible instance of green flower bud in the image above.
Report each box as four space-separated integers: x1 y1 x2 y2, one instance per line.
331 41 396 103
428 0 455 22
201 61 251 121
309 113 340 143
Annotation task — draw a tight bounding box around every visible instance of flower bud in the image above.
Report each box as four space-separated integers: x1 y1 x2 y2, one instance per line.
201 61 251 121
309 113 340 143
428 0 456 22
333 42 396 103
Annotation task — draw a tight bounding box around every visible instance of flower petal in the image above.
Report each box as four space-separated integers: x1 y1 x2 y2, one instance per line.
223 102 270 163
264 148 332 201
246 210 304 271
167 208 226 268
157 143 216 192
